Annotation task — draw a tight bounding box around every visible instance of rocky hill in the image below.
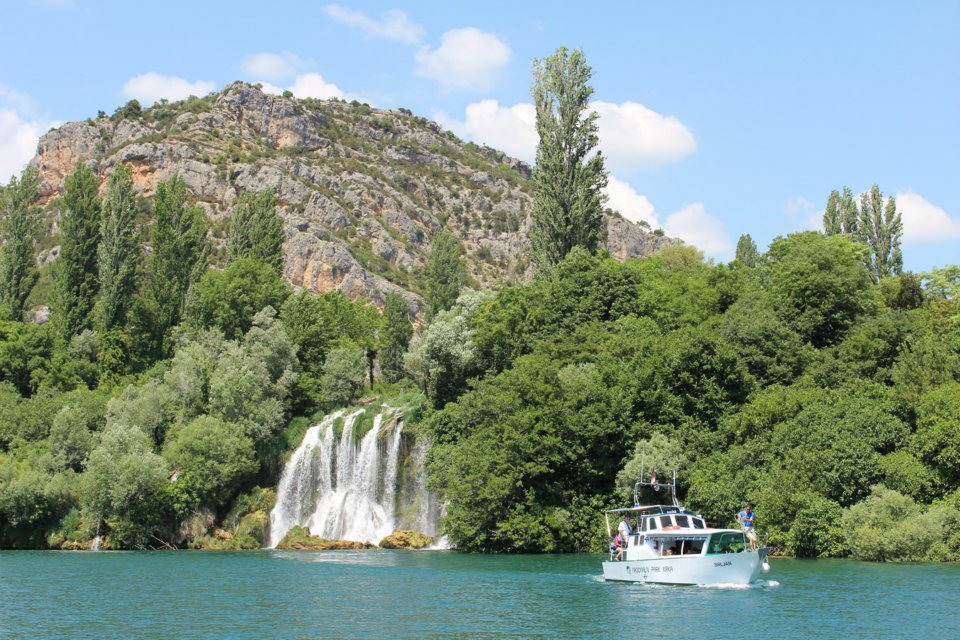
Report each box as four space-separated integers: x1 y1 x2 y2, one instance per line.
30 82 678 316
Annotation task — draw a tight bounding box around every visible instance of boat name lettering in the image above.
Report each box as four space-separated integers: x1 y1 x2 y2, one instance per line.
628 565 674 574
713 561 732 568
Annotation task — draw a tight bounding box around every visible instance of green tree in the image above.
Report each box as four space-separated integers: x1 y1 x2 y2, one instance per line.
616 432 687 502
163 415 257 513
786 493 847 558
227 190 284 274
529 47 607 272
914 383 960 489
424 230 466 319
857 184 902 283
822 187 858 236
319 342 366 406
112 99 142 120
380 292 412 383
136 175 209 359
734 234 759 268
82 422 169 548
0 168 41 322
185 257 290 340
52 162 101 340
765 232 873 348
95 163 140 331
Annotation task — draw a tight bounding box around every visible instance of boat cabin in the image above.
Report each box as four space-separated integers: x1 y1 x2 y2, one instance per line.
606 505 751 562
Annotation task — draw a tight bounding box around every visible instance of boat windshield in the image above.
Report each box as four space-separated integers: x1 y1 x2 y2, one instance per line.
707 532 748 554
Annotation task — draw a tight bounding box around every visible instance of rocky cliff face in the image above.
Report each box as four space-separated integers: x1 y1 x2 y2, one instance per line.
30 82 679 316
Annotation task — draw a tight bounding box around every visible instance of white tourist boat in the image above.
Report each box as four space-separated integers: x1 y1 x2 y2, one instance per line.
602 473 770 586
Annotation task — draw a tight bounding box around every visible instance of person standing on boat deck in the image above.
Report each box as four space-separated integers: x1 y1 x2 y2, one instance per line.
618 514 632 541
737 503 758 551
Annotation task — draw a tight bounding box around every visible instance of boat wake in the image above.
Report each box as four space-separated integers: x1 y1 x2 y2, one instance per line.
593 575 781 590
698 579 781 590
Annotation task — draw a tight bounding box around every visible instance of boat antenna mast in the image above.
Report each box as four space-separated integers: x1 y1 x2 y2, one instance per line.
633 454 679 507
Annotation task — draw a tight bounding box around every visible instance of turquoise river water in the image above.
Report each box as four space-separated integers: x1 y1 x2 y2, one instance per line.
1 551 957 639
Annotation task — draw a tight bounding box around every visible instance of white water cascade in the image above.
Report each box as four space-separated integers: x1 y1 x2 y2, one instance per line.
268 407 441 548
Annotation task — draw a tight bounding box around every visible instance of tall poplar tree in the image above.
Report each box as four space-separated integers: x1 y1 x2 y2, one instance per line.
857 184 902 283
227 189 284 274
529 47 607 273
95 163 140 331
380 292 412 383
424 230 466 320
823 187 858 236
53 161 101 339
734 234 759 268
0 168 41 322
130 175 209 362
149 176 209 340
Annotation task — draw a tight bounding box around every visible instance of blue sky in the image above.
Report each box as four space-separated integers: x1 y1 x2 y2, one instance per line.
2 0 957 272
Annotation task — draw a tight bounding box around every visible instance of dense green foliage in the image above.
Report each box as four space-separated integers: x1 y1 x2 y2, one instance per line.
53 162 101 341
380 292 413 383
0 168 41 322
530 47 607 272
95 164 140 332
226 190 284 274
422 235 960 559
0 104 956 564
424 230 465 319
823 184 903 284
134 175 209 361
0 161 394 549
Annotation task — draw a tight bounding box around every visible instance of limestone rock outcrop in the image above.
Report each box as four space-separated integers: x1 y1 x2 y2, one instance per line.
29 82 679 317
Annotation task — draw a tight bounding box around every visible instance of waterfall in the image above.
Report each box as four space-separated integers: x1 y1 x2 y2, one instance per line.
268 406 441 548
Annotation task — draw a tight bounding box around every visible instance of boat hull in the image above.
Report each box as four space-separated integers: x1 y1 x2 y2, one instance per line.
602 550 767 585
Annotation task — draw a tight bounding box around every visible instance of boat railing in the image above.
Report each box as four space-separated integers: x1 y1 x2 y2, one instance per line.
632 468 679 508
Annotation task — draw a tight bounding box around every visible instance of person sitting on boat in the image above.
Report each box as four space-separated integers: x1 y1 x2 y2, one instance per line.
614 534 625 560
737 503 758 551
650 470 659 491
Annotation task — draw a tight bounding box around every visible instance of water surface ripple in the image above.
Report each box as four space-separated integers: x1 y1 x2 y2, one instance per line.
1 551 956 639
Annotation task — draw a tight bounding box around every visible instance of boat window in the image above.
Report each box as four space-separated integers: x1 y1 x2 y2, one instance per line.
706 532 748 555
682 540 704 555
659 515 673 528
675 515 690 528
648 518 658 531
692 518 705 529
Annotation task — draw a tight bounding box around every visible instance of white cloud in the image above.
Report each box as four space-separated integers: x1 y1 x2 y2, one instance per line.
604 175 658 227
783 196 822 231
439 97 695 169
415 28 511 92
897 191 960 243
591 101 696 172
241 52 307 82
288 73 345 100
437 100 536 162
0 85 58 182
122 73 216 105
260 73 345 101
663 202 734 260
0 110 47 182
324 5 424 45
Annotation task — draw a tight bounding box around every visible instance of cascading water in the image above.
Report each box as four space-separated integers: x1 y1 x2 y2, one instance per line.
268 406 441 548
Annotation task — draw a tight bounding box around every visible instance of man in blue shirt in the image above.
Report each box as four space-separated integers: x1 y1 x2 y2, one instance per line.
737 503 758 551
